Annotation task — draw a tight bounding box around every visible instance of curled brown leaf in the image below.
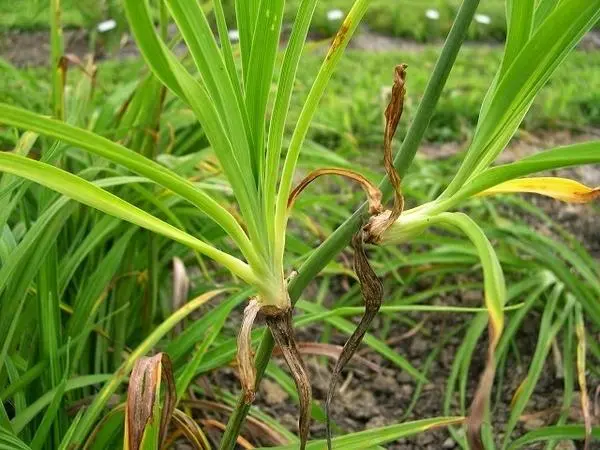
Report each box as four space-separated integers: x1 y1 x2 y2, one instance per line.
237 298 261 404
382 64 407 226
125 352 176 450
263 306 312 450
326 229 384 450
288 168 383 215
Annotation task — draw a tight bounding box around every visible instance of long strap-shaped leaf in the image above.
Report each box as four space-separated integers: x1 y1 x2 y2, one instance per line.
443 0 600 196
236 0 260 85
261 417 463 450
274 0 375 267
430 213 506 449
449 141 600 202
0 153 258 286
164 0 253 175
264 0 319 249
477 0 534 120
244 0 285 180
123 0 266 255
69 289 231 446
0 103 261 270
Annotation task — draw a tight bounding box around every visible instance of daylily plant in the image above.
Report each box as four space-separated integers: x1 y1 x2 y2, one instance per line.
0 0 599 449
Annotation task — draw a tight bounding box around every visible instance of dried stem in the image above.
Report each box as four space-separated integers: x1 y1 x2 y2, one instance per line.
326 230 383 449
263 307 312 450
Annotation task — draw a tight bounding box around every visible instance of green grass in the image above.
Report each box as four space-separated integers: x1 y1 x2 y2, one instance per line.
0 0 110 30
3 45 599 149
0 0 508 41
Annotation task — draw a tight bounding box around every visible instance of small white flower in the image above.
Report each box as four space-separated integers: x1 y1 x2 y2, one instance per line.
474 14 491 25
228 29 240 42
97 19 117 33
425 9 440 20
327 9 344 21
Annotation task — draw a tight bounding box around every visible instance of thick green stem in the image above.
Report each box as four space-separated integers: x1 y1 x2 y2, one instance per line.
219 1 480 448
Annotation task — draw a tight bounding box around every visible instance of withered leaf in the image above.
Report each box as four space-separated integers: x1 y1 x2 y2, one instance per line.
264 306 312 450
382 64 407 227
326 230 384 449
237 298 261 404
125 352 176 450
288 168 383 215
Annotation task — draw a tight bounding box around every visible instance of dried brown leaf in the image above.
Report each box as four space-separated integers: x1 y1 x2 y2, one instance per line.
237 298 261 404
288 168 383 215
466 324 500 450
383 64 407 226
263 307 312 450
326 230 383 450
274 342 381 373
125 352 176 450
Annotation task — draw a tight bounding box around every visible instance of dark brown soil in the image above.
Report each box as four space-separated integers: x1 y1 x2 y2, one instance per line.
196 290 598 449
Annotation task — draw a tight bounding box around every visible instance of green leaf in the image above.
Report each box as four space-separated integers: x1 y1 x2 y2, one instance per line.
452 141 600 202
503 0 535 78
444 0 600 196
274 0 375 266
244 0 284 180
0 153 257 285
0 103 258 268
507 425 600 449
260 417 463 449
11 375 111 434
0 428 31 450
502 289 574 448
235 0 260 83
164 0 253 176
29 376 68 450
264 0 318 245
69 289 229 446
123 0 266 258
